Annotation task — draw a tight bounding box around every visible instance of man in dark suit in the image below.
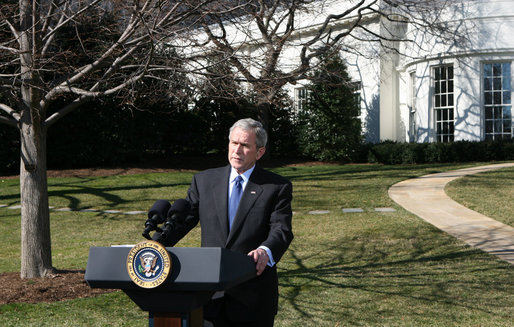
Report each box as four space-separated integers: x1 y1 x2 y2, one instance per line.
160 118 294 327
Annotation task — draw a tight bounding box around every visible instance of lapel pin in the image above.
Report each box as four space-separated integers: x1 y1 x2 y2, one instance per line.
251 191 256 194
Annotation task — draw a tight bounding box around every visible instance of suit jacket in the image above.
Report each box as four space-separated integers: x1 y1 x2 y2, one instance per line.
162 164 294 322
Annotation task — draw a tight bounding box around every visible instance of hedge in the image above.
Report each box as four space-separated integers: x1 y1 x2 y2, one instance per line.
365 140 514 164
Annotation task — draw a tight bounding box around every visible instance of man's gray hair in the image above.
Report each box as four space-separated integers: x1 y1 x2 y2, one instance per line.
229 118 268 148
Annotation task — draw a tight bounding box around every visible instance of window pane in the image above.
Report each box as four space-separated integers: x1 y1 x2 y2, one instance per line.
442 95 447 107
484 64 492 77
502 63 511 78
504 74 511 90
503 106 512 119
484 78 492 90
485 107 493 119
448 94 454 106
494 106 502 117
503 121 511 133
494 119 503 133
435 68 441 80
494 92 502 104
504 91 511 104
486 120 493 133
485 92 492 104
435 95 440 107
449 109 454 120
493 78 502 90
448 66 453 79
441 81 447 93
493 63 502 76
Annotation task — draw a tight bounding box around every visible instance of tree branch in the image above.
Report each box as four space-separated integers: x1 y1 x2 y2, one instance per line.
0 114 18 127
0 103 20 126
41 0 103 43
44 95 89 128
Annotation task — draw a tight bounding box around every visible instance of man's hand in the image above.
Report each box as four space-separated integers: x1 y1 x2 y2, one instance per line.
248 248 269 276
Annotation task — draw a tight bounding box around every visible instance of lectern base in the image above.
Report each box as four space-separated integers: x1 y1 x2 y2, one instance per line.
149 307 203 327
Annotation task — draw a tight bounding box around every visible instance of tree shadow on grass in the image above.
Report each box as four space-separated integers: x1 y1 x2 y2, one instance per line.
48 182 188 211
278 229 513 325
278 162 465 183
0 177 191 212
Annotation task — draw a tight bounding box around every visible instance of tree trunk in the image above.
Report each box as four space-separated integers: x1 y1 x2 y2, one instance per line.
18 0 54 278
19 119 54 278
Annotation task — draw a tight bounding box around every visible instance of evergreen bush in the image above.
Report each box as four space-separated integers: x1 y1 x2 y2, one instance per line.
296 54 362 161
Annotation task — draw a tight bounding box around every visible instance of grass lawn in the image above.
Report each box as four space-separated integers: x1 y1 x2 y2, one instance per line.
0 162 512 326
446 166 514 227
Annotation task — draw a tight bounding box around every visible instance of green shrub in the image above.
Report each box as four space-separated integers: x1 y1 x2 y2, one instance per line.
296 54 362 161
366 140 513 164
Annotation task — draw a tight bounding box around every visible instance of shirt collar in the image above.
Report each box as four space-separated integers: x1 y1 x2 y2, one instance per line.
230 165 255 184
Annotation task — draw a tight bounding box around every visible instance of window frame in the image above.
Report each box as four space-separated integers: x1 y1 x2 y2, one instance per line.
432 65 455 143
482 61 512 141
409 71 417 142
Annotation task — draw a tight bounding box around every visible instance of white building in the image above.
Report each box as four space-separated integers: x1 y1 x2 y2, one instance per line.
286 0 514 143
183 0 513 144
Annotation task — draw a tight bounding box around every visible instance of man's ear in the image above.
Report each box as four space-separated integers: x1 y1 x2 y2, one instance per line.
256 147 266 160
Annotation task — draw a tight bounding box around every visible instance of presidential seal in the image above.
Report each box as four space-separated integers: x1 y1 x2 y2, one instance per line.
126 240 171 289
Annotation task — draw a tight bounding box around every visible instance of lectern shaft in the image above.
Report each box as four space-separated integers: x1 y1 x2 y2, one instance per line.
149 307 202 327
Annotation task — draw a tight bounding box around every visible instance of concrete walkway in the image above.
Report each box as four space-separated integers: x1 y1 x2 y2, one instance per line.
389 162 514 265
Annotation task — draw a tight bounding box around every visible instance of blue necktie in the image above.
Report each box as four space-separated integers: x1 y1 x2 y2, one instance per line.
229 175 243 229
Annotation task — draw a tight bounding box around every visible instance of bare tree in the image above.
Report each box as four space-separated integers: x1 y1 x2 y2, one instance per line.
183 0 466 142
0 0 209 278
0 0 467 278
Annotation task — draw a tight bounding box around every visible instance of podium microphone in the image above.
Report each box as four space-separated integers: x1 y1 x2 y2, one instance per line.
160 199 191 240
142 200 171 240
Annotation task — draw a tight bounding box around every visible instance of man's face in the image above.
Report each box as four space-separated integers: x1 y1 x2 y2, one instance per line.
228 127 266 174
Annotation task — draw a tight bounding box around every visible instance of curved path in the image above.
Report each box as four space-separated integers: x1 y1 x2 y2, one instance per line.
389 162 514 264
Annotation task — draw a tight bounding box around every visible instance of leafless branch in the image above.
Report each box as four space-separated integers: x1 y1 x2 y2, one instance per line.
0 103 20 125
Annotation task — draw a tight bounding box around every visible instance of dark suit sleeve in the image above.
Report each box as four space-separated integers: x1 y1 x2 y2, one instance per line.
260 179 294 264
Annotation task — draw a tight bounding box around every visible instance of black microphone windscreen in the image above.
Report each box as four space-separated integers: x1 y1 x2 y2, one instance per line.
167 199 191 217
148 200 171 219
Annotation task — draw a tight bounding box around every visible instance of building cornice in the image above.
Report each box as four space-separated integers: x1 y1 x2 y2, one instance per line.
398 48 514 71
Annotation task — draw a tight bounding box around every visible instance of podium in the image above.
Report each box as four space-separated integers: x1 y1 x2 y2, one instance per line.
85 246 256 327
